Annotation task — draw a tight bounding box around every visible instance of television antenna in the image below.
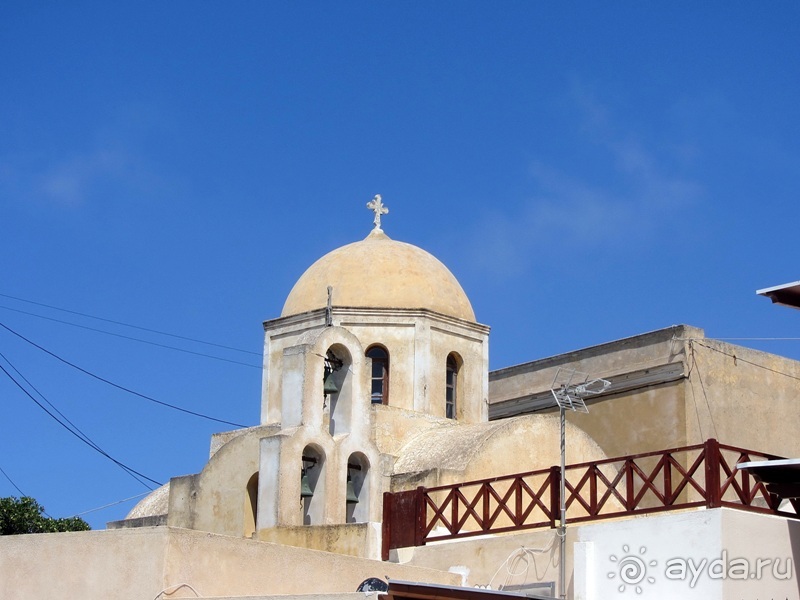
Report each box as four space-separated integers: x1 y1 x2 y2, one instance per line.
550 368 610 600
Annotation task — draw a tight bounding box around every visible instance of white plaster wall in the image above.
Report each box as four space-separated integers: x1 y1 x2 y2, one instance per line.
718 509 800 599
262 311 326 424
575 508 800 600
346 320 417 412
400 527 565 594
262 308 489 430
428 324 488 423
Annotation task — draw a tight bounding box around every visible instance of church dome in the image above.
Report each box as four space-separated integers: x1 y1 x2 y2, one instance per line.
281 228 476 321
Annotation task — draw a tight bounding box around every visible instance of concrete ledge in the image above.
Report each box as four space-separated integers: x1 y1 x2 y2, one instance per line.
257 522 381 559
107 514 167 529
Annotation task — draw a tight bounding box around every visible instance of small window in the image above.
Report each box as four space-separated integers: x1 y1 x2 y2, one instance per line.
446 354 458 419
366 346 389 405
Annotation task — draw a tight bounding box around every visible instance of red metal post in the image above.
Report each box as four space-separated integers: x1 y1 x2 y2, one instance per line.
625 459 635 511
415 486 427 546
741 465 751 505
664 456 672 505
483 482 490 531
382 491 392 561
705 438 721 508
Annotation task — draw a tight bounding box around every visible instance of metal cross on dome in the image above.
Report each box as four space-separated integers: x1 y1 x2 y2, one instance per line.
366 194 389 231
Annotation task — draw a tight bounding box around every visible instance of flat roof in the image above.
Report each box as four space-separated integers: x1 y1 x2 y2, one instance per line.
738 458 800 498
756 280 800 309
387 580 553 600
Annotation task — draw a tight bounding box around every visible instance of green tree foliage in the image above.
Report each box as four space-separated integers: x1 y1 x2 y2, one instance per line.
0 496 90 535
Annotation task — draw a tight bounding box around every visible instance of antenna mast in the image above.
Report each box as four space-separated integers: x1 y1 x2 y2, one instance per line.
550 368 610 600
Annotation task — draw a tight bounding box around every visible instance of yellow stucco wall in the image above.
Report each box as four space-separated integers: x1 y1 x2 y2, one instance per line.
489 326 800 461
0 526 461 600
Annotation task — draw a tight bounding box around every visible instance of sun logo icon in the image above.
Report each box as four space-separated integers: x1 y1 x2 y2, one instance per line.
608 545 657 594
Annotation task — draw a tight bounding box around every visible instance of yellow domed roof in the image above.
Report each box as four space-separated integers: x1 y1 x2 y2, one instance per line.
281 229 475 321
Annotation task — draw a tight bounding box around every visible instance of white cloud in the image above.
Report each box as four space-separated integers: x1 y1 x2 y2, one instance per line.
469 86 704 278
39 149 129 207
1 104 172 211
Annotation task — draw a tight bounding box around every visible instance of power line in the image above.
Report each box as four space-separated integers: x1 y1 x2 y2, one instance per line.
0 292 261 356
0 304 261 369
0 464 28 497
0 360 160 489
0 350 153 489
686 341 718 439
0 464 55 518
702 337 800 341
72 490 153 517
691 339 800 383
0 321 247 428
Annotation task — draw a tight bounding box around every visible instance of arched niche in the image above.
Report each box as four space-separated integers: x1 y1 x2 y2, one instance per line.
345 452 370 524
324 344 353 436
243 472 258 537
301 445 326 525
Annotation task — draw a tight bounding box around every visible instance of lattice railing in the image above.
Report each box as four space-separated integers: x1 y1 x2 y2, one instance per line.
381 439 795 560
423 465 557 542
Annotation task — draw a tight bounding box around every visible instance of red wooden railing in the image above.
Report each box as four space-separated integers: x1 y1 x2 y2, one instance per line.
382 439 798 560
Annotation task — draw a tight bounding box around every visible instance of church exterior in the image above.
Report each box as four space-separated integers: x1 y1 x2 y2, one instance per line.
118 196 605 561
2 198 800 600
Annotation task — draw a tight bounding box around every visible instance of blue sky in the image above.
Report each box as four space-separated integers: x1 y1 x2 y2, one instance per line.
1 2 799 528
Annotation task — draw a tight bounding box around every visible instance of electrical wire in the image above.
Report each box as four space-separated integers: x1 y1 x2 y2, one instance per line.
0 291 261 356
699 337 800 341
0 464 28 497
486 536 558 591
0 321 247 428
0 350 154 489
2 350 106 455
152 583 201 599
0 464 56 518
0 304 261 369
686 341 719 439
72 490 153 517
686 342 706 440
689 338 800 383
0 360 160 488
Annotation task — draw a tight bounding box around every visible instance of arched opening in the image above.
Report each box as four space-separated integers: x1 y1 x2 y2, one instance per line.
345 452 370 523
324 345 353 436
301 446 326 525
446 353 461 420
243 472 259 537
366 345 389 405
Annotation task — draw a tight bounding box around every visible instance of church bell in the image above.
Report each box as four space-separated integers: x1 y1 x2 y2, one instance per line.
345 474 359 504
323 371 340 395
300 470 314 498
